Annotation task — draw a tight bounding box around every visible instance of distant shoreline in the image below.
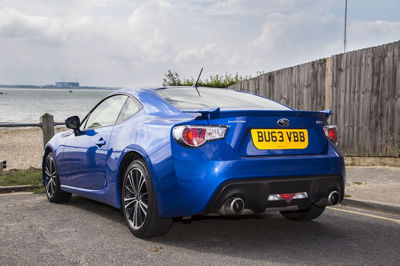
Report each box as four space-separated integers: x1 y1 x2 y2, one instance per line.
0 85 118 90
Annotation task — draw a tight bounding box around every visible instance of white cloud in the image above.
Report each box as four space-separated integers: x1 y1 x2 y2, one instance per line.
138 30 175 63
205 0 325 16
249 13 283 50
348 20 400 49
0 7 65 45
175 43 217 63
247 11 341 64
86 0 127 8
221 9 343 75
128 0 172 36
0 0 399 87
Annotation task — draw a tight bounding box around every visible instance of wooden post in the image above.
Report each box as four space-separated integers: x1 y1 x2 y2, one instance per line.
325 56 332 110
40 113 55 147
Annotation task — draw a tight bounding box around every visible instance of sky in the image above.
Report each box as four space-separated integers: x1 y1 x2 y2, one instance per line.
0 0 399 87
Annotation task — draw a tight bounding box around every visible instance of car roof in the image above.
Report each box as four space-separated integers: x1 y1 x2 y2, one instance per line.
112 86 229 99
108 86 295 115
120 86 233 91
108 87 192 115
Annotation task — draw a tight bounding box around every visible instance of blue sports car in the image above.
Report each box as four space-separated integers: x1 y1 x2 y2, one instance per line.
43 86 345 238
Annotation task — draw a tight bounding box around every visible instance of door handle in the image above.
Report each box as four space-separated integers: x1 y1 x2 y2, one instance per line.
95 138 106 147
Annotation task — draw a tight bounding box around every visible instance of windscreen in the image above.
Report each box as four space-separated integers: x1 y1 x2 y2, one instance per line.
156 87 291 111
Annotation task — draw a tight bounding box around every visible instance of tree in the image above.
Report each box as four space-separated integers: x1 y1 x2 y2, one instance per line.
162 70 182 86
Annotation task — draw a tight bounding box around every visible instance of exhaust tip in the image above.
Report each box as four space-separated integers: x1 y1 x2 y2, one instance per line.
328 191 340 205
230 198 245 214
218 197 245 215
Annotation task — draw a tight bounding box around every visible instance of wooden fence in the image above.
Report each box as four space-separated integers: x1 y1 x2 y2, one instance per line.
229 41 400 157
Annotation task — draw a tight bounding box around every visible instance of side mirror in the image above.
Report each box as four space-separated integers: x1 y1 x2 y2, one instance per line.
65 116 81 135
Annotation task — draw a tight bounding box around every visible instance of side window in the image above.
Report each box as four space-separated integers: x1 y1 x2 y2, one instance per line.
83 95 128 129
116 97 141 124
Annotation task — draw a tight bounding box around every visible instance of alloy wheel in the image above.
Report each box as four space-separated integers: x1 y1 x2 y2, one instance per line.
124 167 149 230
44 156 57 198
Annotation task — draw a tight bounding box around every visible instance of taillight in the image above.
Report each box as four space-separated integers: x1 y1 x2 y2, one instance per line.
324 125 338 144
173 125 227 147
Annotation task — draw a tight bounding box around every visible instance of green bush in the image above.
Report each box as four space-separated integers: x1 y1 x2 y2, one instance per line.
162 70 250 88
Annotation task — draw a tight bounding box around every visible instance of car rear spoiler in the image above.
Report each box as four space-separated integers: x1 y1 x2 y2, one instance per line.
183 108 332 120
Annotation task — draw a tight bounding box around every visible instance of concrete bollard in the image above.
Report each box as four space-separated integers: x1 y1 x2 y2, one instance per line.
40 113 55 147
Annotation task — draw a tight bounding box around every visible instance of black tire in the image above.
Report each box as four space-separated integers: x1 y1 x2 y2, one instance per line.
280 204 325 221
121 159 172 238
43 152 71 203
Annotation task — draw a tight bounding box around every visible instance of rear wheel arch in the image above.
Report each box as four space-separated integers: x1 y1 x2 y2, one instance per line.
121 158 172 238
118 151 146 203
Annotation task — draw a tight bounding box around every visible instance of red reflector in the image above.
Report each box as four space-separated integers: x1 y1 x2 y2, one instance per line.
279 193 296 203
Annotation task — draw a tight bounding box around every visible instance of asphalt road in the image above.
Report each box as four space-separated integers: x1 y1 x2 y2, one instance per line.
1 193 399 266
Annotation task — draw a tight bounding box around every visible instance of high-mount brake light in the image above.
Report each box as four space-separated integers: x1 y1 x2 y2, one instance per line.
173 125 227 147
324 125 338 144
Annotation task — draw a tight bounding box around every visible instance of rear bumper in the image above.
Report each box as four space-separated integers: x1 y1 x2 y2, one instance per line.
205 175 344 213
148 143 345 218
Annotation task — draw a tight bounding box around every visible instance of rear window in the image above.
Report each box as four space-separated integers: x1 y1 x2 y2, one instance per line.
156 87 290 111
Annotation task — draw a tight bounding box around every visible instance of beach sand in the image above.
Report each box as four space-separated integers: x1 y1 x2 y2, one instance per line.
0 127 67 170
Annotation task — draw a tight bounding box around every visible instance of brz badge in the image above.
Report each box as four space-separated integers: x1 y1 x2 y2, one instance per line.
277 118 290 127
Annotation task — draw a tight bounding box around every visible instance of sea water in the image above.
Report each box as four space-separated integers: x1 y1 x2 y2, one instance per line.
0 88 113 123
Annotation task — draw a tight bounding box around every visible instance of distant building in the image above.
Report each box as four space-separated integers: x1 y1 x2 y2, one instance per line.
55 82 80 88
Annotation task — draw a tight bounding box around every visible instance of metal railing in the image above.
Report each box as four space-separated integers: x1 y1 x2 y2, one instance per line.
0 113 66 171
0 122 65 128
0 113 65 149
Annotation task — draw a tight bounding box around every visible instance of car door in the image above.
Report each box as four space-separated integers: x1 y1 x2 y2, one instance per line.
59 95 128 190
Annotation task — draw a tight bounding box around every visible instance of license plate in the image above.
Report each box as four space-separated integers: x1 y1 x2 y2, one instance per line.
251 129 309 150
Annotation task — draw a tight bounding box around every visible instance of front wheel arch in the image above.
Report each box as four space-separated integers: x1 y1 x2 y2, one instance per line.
42 147 53 185
43 152 71 203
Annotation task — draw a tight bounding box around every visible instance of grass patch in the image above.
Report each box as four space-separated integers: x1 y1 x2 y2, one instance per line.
344 194 352 198
32 186 46 194
0 168 42 186
352 181 364 185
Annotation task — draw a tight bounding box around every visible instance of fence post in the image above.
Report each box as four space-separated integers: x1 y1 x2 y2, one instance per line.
325 56 332 110
40 113 55 148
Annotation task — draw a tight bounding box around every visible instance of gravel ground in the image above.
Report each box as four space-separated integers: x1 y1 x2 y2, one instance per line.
0 193 399 266
0 127 66 170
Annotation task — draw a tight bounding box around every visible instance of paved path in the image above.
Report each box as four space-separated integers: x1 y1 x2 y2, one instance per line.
346 166 400 205
1 193 399 266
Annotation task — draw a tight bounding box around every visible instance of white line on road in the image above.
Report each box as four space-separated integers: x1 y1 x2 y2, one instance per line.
328 207 400 224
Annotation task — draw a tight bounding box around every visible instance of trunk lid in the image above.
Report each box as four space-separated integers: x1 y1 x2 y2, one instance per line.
188 109 331 156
